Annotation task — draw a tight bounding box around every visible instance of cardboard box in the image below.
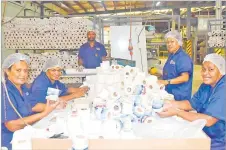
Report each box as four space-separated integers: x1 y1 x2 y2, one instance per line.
32 133 210 150
89 138 211 150
32 138 72 150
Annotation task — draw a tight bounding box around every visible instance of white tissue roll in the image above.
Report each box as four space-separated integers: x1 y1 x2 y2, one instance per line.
100 61 110 70
134 72 146 85
107 86 120 100
122 119 132 132
102 120 121 138
67 113 83 138
98 88 109 99
72 135 88 150
143 116 156 123
134 106 145 117
46 95 59 101
124 85 134 95
122 102 133 115
111 103 122 117
96 74 106 84
95 83 105 94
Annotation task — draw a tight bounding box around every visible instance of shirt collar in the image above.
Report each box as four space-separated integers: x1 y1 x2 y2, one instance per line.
170 46 182 56
41 71 58 86
214 75 225 88
86 41 97 48
5 79 28 94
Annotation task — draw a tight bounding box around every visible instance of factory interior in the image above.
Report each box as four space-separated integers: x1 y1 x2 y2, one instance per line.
1 1 226 150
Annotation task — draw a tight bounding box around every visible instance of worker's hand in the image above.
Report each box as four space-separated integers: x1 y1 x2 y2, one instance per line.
163 100 177 109
157 80 168 86
43 100 60 116
57 99 67 109
79 86 89 93
72 89 87 98
157 107 179 118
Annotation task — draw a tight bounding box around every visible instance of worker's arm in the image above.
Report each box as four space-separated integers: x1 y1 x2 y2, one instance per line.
158 72 189 85
78 58 83 66
164 100 193 111
59 89 87 102
177 111 219 127
157 108 218 127
102 56 107 61
31 103 46 112
67 87 88 94
5 100 59 132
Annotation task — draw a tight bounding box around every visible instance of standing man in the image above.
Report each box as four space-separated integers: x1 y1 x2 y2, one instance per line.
78 30 107 68
158 30 193 101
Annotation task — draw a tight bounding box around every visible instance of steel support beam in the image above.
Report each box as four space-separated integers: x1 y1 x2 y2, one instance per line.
113 1 116 11
53 2 69 12
101 2 107 11
172 8 180 31
40 2 68 15
70 2 215 15
63 2 78 13
89 2 96 12
186 6 191 39
40 2 44 19
216 0 222 19
74 1 86 12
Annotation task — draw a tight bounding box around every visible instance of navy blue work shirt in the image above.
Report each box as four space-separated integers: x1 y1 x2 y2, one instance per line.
163 47 193 101
29 71 68 104
78 41 107 68
1 80 33 150
190 75 225 150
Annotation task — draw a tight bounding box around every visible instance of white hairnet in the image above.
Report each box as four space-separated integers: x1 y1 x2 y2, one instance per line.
203 53 225 75
87 30 96 34
2 53 30 69
164 30 183 46
43 57 63 72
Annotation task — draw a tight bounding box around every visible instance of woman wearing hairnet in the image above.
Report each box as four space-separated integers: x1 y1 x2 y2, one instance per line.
1 53 59 149
158 53 225 150
158 30 193 101
29 57 88 105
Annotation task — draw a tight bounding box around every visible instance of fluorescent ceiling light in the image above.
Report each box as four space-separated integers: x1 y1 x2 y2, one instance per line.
156 2 161 6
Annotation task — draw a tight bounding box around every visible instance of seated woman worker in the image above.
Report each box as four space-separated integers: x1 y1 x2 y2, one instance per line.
1 53 59 149
157 53 226 150
30 57 88 105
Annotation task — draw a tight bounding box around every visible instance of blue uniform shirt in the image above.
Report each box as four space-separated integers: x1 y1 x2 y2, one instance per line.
78 41 107 68
163 47 193 101
190 75 225 150
30 71 68 104
1 80 33 149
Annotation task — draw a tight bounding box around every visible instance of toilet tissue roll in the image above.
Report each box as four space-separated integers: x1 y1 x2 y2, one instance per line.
124 85 134 95
102 120 122 135
101 61 110 70
133 106 145 118
72 135 88 150
107 86 120 100
95 83 105 94
97 74 106 83
111 103 122 117
98 88 109 99
142 116 156 123
121 101 133 115
121 117 132 132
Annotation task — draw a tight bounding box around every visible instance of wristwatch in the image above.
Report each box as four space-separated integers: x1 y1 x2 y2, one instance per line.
167 79 171 85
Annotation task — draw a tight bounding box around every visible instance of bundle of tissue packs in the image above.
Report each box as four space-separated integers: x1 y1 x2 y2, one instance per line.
82 61 174 127
46 87 61 101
